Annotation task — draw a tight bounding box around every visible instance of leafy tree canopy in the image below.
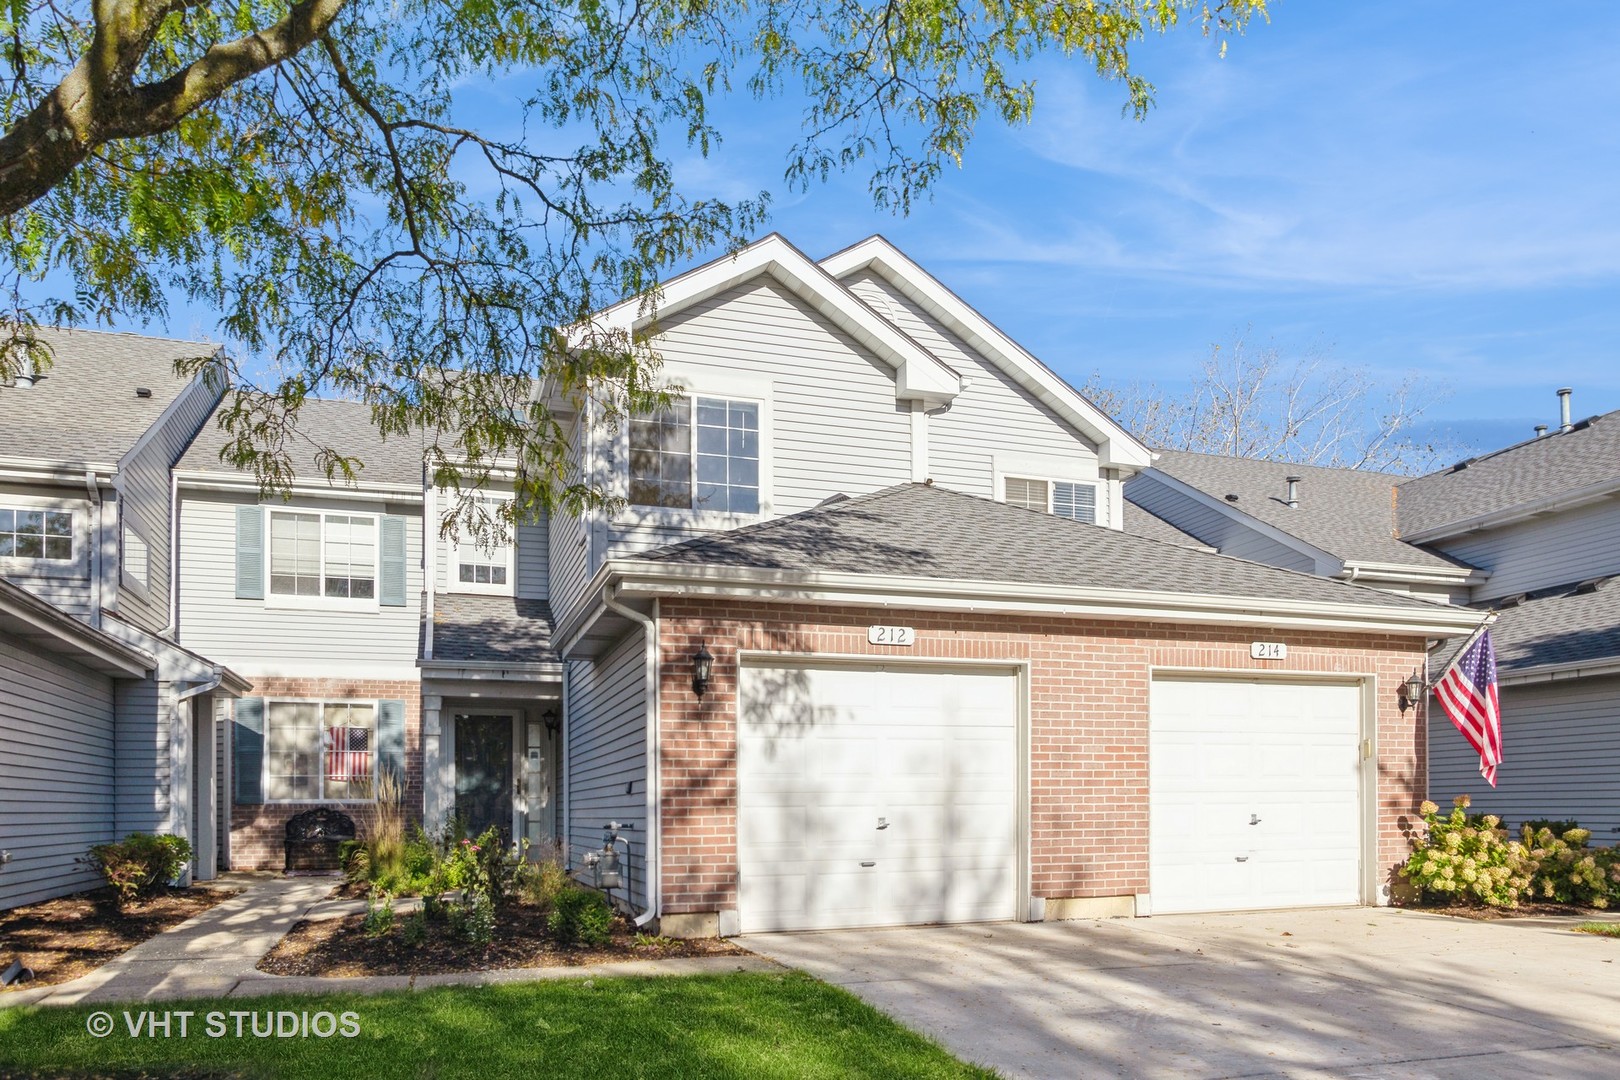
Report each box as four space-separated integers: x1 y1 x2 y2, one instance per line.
0 0 1264 533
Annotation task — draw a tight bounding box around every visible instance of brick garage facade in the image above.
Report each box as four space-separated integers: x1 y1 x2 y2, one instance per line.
228 676 422 871
656 599 1430 918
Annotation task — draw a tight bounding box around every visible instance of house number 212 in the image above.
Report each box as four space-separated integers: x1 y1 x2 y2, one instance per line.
868 625 917 647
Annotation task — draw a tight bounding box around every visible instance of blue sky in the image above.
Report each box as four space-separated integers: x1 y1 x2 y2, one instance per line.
105 1 1620 457
649 1 1620 455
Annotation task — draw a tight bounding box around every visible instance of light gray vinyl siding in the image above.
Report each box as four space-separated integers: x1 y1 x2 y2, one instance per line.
0 484 95 619
550 415 594 624
0 634 118 909
842 271 1103 505
1126 475 1318 574
603 279 912 564
564 630 646 904
114 677 174 834
113 375 223 632
1433 499 1620 601
1428 675 1620 840
175 491 424 671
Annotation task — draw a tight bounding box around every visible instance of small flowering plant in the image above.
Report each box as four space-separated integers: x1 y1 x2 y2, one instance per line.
1400 795 1534 908
1521 823 1618 909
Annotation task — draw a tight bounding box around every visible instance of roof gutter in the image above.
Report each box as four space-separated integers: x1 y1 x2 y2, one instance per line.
602 561 1488 638
599 582 661 929
173 470 424 503
1336 560 1491 588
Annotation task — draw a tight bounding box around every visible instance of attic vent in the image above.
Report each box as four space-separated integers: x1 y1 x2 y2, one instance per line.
1572 417 1596 432
1572 577 1610 596
816 493 850 507
134 387 153 398
1224 493 1240 503
1496 594 1527 608
1450 457 1477 473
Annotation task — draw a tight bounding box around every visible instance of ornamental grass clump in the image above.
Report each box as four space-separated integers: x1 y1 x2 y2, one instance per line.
1400 796 1534 908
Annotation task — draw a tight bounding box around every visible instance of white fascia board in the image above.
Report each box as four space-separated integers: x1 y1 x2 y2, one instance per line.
580 234 962 405
115 358 226 478
1496 656 1620 686
417 659 564 681
820 236 1153 470
174 469 423 503
0 455 119 483
1135 470 1341 571
603 560 1488 637
1401 478 1620 543
1337 560 1490 587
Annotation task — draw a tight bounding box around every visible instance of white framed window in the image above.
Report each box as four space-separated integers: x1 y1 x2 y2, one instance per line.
1003 476 1101 524
266 509 378 607
450 496 515 595
0 506 73 560
629 396 761 514
121 523 150 591
264 700 377 802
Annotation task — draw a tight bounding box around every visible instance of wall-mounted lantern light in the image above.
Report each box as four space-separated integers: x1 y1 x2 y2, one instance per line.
1397 673 1425 714
542 707 560 738
692 643 715 697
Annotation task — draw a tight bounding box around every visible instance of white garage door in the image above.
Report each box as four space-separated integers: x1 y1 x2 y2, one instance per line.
737 663 1019 933
1151 677 1363 914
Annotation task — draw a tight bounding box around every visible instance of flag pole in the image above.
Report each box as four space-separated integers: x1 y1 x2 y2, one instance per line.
1429 610 1499 688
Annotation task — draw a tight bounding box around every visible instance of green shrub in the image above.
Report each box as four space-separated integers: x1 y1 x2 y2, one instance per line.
84 833 193 906
1521 818 1582 838
547 887 613 946
1400 796 1534 908
1521 824 1618 909
516 851 570 911
362 893 396 938
401 910 428 948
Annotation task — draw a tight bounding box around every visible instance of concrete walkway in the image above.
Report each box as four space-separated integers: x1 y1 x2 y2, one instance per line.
2 874 773 1007
744 907 1620 1080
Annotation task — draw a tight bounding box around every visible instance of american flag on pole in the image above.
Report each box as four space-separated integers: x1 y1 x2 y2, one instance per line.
1432 628 1503 787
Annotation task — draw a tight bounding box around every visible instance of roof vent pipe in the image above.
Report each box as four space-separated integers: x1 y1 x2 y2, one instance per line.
1534 424 1548 438
1285 475 1302 509
1558 387 1573 432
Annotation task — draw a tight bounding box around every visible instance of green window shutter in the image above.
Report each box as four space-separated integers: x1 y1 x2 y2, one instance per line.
234 506 264 599
379 515 407 607
233 696 264 804
377 699 406 786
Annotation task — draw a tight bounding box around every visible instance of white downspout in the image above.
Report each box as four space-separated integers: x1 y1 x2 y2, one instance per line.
422 469 435 660
601 582 660 928
164 469 180 636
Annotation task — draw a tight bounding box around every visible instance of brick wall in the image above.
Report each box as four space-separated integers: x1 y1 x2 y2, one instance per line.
228 676 422 871
656 600 1429 916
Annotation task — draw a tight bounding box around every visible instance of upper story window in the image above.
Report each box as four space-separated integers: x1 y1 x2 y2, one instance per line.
269 510 376 601
1004 477 1099 525
629 397 760 514
451 496 514 594
122 524 150 590
265 700 376 802
0 507 73 560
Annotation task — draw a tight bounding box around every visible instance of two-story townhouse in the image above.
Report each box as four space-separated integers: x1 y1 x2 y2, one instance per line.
0 331 249 910
1125 393 1620 838
543 233 1480 935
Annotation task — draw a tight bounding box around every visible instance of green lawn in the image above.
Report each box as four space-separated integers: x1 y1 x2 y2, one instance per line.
1574 921 1620 938
0 972 996 1079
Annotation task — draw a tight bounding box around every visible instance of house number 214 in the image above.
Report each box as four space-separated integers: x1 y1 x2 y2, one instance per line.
868 625 917 647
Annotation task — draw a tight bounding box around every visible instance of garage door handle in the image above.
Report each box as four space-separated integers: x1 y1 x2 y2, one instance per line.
876 817 889 830
1235 856 1249 862
1249 814 1262 825
860 861 876 867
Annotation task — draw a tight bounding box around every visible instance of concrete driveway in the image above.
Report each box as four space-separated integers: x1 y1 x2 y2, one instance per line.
743 907 1620 1079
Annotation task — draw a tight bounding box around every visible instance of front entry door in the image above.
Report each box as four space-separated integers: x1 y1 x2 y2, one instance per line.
454 715 514 840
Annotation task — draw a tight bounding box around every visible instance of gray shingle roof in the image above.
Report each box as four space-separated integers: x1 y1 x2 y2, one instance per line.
631 482 1451 611
1434 578 1620 675
1122 501 1209 549
1398 410 1620 537
179 397 426 488
428 593 558 665
1145 450 1469 571
0 328 218 464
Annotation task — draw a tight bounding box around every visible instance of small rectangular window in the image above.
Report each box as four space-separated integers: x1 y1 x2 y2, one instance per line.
629 407 693 508
1003 478 1050 513
268 510 377 601
630 396 760 513
1004 477 1098 524
122 524 150 588
0 507 73 560
265 700 376 801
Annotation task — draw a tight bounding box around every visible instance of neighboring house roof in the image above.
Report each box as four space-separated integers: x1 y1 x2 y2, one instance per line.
629 482 1464 614
1397 409 1620 540
428 593 559 666
179 396 425 490
1142 450 1471 573
0 328 218 466
819 236 1153 469
1122 501 1210 550
1434 578 1620 678
0 575 154 677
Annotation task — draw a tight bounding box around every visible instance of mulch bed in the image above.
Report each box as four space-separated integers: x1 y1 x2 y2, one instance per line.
258 903 745 977
0 887 235 990
1405 901 1611 921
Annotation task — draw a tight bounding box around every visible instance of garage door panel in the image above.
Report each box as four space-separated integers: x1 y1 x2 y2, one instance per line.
739 664 1019 933
1152 678 1363 914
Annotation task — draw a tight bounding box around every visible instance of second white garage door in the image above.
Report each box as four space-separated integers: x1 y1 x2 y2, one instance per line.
737 663 1019 933
1151 677 1364 914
